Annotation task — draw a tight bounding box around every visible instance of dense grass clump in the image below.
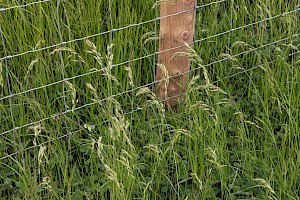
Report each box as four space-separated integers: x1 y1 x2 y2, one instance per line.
0 0 299 199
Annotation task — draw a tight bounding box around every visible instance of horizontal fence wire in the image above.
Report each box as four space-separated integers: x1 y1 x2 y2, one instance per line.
0 0 299 160
0 57 286 161
0 0 50 12
1 33 299 138
0 7 299 102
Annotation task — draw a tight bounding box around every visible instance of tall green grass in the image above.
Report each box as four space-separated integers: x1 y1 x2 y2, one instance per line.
0 0 299 199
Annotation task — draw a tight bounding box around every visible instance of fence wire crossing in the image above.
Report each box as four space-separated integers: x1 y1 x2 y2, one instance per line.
0 0 299 160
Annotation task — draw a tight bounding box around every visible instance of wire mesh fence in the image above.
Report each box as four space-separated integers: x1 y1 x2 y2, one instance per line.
0 0 299 162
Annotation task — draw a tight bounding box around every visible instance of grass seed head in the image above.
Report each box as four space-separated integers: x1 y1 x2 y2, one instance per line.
25 58 39 80
125 66 134 87
152 0 176 9
27 123 44 146
84 124 96 132
38 146 47 166
39 176 52 192
85 40 104 67
141 31 159 44
253 178 276 194
65 81 77 111
86 83 100 103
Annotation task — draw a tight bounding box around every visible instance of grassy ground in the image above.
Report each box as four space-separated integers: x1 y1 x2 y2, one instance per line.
0 0 299 199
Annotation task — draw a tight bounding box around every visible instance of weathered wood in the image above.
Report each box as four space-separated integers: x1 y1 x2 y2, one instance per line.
157 0 196 108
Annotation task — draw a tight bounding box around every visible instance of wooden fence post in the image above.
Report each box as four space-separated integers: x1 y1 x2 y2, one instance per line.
157 0 196 108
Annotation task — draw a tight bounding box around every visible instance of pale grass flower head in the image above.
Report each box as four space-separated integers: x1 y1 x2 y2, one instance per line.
141 31 159 44
143 144 162 160
38 146 47 166
39 176 52 192
84 124 96 132
253 178 276 196
104 164 123 193
125 65 134 87
65 80 78 111
86 83 100 103
25 58 39 80
27 123 44 146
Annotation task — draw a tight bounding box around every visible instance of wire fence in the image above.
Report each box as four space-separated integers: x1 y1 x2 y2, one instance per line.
0 0 299 160
2 54 298 161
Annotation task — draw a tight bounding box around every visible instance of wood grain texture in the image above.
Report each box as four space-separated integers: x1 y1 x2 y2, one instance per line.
157 0 196 108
